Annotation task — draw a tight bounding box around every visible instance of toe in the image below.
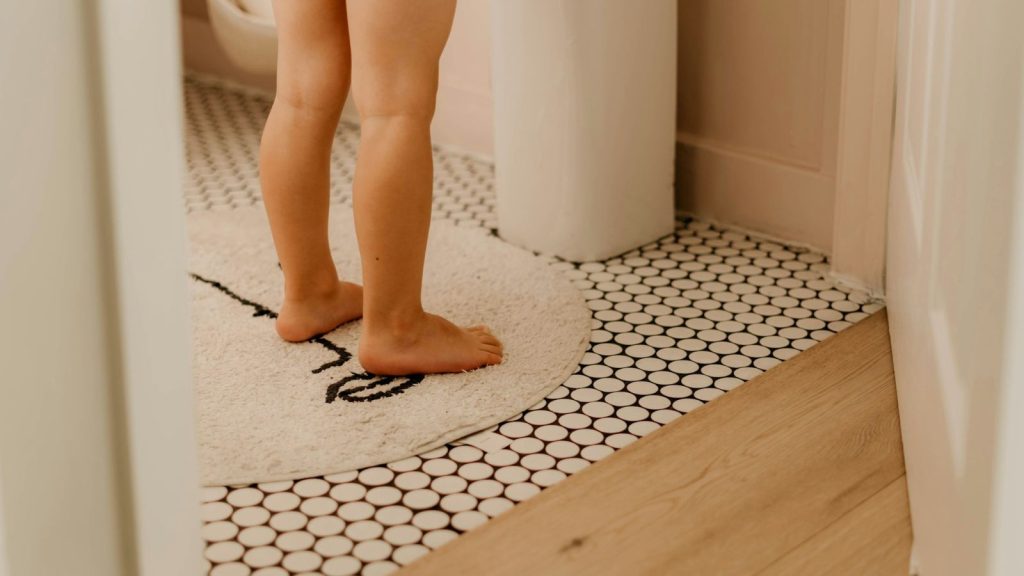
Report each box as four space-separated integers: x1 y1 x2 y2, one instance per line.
480 342 503 356
473 330 501 346
481 351 503 366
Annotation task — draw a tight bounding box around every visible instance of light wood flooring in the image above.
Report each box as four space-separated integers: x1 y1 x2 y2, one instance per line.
400 310 912 575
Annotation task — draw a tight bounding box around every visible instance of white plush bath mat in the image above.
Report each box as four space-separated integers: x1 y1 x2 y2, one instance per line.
188 208 590 486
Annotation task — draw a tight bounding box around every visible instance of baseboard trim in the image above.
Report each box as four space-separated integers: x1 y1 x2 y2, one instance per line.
674 138 835 252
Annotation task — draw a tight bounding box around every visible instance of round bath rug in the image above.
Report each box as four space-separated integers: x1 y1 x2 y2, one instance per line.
188 207 590 486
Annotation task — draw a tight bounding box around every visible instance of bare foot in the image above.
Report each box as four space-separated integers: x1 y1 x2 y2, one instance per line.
276 281 364 342
359 312 503 375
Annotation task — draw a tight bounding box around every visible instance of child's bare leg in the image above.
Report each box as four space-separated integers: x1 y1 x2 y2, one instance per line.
348 0 503 375
261 0 362 342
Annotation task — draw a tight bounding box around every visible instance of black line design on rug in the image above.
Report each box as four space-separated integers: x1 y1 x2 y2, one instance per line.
190 272 425 403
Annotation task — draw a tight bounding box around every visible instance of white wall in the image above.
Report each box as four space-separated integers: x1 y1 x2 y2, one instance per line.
1 1 130 572
987 56 1024 576
1 1 200 575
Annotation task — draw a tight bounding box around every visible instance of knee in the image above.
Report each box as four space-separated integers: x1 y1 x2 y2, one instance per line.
352 72 439 123
276 65 350 115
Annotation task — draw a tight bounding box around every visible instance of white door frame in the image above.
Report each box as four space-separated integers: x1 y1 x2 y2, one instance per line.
95 0 202 574
886 0 1024 574
1 1 199 574
831 0 899 293
988 65 1024 576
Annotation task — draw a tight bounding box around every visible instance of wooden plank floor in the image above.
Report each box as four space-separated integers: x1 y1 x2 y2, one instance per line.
400 310 912 575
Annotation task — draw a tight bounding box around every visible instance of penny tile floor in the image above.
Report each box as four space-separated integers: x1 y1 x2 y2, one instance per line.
184 75 885 576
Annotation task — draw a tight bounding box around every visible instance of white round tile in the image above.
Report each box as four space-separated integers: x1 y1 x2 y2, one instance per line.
440 493 478 513
242 546 283 569
386 456 423 472
383 524 422 546
226 488 263 508
200 486 228 503
510 437 544 454
237 526 276 547
307 515 345 537
329 483 367 503
422 458 458 477
358 467 395 487
293 478 330 498
205 541 245 563
321 555 361 576
531 469 567 488
499 421 533 438
478 497 515 518
412 510 450 531
281 550 322 573
448 446 483 463
232 506 270 527
422 529 458 549
483 449 519 467
451 510 489 531
263 491 300 513
392 544 430 566
345 519 384 542
209 563 250 576
363 560 400 576
402 489 440 511
457 462 493 481
274 530 314 552
201 521 239 543
375 505 414 526
431 475 468 495
201 501 233 522
269 511 307 532
365 486 402 506
313 535 354 558
394 471 431 491
299 496 338 517
504 482 541 502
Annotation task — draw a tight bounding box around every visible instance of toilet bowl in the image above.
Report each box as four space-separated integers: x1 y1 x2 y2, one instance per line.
207 0 277 75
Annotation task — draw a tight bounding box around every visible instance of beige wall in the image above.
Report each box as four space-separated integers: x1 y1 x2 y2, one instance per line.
433 0 493 156
675 0 846 251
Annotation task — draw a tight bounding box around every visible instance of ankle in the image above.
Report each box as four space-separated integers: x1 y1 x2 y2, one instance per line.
364 308 428 341
283 276 340 304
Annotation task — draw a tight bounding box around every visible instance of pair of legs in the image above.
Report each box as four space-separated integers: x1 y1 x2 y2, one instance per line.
260 0 502 375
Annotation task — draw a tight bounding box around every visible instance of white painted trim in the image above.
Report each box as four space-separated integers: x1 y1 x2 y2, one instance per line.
831 0 898 294
988 52 1024 576
675 137 836 252
0 463 8 576
1 3 134 573
96 1 202 574
827 270 887 300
